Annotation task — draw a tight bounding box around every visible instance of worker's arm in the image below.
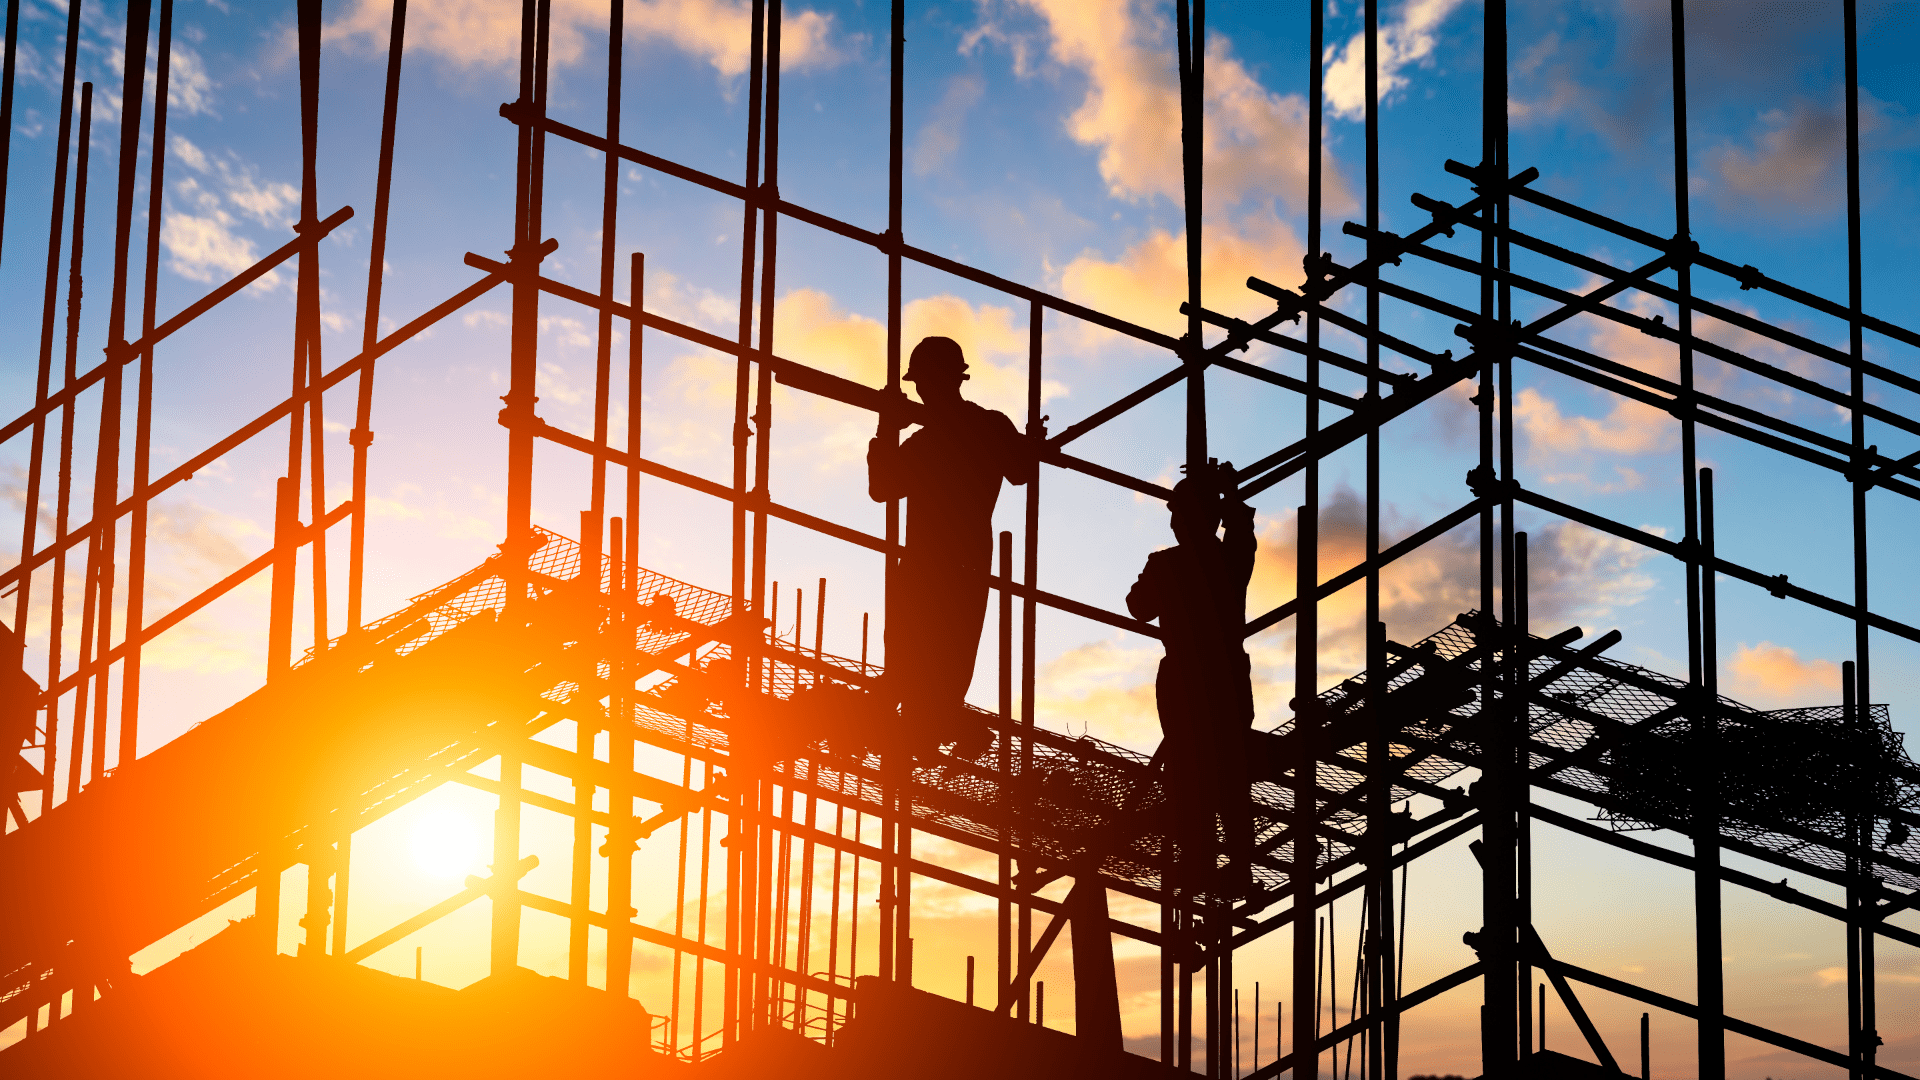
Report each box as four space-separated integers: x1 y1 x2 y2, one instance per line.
1126 554 1164 623
1224 498 1257 581
868 434 906 503
997 412 1037 487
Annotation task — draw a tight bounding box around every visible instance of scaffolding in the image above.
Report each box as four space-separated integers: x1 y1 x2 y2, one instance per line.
1 2 1916 1078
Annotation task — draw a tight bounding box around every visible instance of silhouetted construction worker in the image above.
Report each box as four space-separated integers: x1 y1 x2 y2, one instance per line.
868 336 1034 754
1126 461 1255 898
2 621 43 818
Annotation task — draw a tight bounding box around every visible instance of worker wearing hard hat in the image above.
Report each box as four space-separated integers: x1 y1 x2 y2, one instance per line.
867 336 1034 756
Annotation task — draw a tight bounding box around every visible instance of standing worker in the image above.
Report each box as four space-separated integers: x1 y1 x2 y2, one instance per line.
1126 461 1256 898
868 336 1034 756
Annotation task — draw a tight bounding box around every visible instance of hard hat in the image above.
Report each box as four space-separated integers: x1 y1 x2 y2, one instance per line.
905 336 969 381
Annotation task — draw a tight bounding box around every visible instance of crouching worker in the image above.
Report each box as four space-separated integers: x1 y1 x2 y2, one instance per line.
1126 460 1256 900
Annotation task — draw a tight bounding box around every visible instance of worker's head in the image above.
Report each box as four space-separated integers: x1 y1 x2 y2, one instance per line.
1168 474 1223 544
905 336 969 405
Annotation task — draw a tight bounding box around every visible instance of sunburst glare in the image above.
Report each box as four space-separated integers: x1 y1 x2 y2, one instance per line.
407 805 487 882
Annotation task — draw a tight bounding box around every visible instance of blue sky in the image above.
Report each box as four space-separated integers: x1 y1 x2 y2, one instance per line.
2 0 1918 1074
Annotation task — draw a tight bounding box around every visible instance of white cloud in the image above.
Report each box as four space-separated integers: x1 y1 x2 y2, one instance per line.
161 212 274 287
1323 0 1468 121
964 1 1353 341
912 73 985 177
157 136 309 289
1514 387 1673 459
162 43 217 116
977 0 1349 213
323 0 848 81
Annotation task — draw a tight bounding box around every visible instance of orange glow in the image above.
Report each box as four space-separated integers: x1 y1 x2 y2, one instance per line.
407 806 487 883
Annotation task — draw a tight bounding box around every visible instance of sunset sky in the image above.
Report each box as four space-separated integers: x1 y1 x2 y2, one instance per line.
1 0 1917 1074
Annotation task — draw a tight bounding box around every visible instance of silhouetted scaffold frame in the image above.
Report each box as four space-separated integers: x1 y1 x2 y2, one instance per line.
1 4 1918 1080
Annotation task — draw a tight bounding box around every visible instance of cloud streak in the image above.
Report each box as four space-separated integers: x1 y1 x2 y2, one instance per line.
161 136 303 290
324 0 848 81
972 0 1352 214
912 73 985 177
1248 487 1657 677
1057 211 1305 339
1323 0 1469 121
1723 640 1842 708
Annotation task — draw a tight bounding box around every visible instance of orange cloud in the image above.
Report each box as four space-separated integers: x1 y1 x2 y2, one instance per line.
1512 278 1842 487
1058 212 1306 341
772 288 1065 421
648 288 1065 475
1247 487 1657 691
1514 387 1674 458
1723 641 1842 708
1033 638 1162 750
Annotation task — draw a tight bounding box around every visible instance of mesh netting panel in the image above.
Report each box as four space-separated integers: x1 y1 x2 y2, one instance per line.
305 544 1920 898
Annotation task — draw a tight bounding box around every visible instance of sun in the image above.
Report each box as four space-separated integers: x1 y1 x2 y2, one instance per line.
407 805 487 882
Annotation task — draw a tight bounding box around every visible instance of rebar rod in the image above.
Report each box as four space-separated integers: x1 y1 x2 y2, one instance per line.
81 0 152 790
23 3 83 815
296 0 329 663
824 799 845 1039
55 81 93 803
691 756 713 1057
0 0 19 264
588 0 624 528
346 0 407 636
119 0 172 769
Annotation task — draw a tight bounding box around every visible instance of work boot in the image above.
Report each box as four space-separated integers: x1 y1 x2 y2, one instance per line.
945 718 995 760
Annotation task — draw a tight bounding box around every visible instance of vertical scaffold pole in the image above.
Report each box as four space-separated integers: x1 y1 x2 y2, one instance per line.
0 0 18 266
19 0 81 820
1841 4 1878 1071
494 0 551 979
1294 0 1324 1073
748 0 784 1026
1019 295 1041 1024
88 0 150 773
1697 465 1722 1080
1514 531 1531 1069
1479 0 1517 1074
878 0 905 989
56 82 93 801
347 0 408 638
293 0 336 957
998 527 1014 1017
722 0 766 1044
1361 1 1397 1075
1174 1 1205 1066
574 0 626 993
296 0 329 667
119 0 172 768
